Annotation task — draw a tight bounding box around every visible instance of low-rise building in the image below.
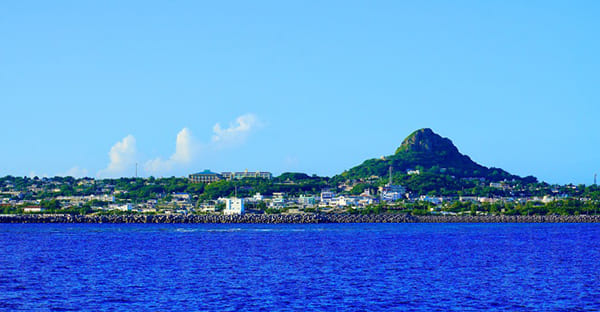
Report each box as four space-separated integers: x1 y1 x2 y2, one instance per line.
221 169 272 180
224 198 245 215
252 193 264 201
108 203 132 211
298 195 316 206
336 196 356 207
407 169 421 175
271 192 286 207
189 170 222 183
320 190 335 202
380 185 405 202
419 195 443 205
357 196 375 207
23 206 44 213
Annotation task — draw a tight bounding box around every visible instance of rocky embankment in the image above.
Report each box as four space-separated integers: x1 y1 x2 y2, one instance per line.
1 214 599 224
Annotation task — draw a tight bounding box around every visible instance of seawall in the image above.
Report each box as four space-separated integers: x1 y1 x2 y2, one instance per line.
1 214 599 224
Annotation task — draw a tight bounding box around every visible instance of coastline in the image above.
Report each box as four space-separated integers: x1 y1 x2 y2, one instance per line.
1 214 599 224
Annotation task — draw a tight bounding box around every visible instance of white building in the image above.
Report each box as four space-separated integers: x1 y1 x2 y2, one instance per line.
336 196 355 207
224 198 245 215
380 185 405 202
357 196 375 207
23 206 45 213
221 169 272 180
419 195 443 205
252 193 264 201
109 203 132 211
172 193 191 201
298 195 316 206
320 190 335 202
271 192 286 207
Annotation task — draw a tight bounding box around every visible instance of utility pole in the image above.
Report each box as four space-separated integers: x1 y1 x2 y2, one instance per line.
135 163 138 178
595 173 598 215
595 174 598 215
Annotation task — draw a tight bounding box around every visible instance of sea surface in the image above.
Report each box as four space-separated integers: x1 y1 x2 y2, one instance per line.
1 223 599 311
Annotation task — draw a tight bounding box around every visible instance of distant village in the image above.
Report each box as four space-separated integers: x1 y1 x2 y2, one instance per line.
1 167 597 216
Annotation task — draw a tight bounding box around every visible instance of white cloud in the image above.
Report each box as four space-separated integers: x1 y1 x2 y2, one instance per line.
102 114 262 177
212 113 260 146
64 166 89 178
144 128 196 174
98 135 137 178
172 128 193 163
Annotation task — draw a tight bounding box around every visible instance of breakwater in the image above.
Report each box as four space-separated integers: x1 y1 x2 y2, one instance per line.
1 214 599 224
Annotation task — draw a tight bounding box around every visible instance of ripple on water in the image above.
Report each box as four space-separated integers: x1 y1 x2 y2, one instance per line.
0 223 599 311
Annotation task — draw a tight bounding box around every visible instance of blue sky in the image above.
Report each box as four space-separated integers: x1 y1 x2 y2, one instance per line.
1 1 598 184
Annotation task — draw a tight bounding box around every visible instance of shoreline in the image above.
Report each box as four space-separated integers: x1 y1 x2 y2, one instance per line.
1 214 599 224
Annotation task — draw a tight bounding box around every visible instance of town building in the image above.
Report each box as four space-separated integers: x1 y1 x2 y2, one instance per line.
419 195 443 205
336 196 355 207
320 190 335 202
271 192 286 207
108 203 132 211
298 195 316 206
189 169 272 183
252 193 264 201
23 206 44 213
221 169 272 180
380 185 406 202
407 169 421 175
224 198 245 215
189 170 222 183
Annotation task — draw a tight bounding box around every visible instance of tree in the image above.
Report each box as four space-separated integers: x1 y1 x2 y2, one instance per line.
41 199 60 210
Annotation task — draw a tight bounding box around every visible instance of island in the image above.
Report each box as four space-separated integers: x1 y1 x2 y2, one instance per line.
1 129 599 223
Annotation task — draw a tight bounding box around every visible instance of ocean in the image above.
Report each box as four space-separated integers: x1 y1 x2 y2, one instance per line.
1 223 599 311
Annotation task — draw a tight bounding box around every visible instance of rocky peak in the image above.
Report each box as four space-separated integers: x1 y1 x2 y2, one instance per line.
395 128 459 155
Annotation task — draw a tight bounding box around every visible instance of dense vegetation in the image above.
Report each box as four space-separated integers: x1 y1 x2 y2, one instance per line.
353 197 600 216
0 174 331 202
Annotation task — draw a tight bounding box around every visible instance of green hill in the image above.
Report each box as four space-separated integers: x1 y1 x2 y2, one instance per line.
335 128 536 187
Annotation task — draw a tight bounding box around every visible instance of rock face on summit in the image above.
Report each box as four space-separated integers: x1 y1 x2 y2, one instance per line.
396 128 459 154
392 128 485 172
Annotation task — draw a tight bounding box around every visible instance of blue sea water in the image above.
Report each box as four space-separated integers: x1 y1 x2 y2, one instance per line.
1 223 599 311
